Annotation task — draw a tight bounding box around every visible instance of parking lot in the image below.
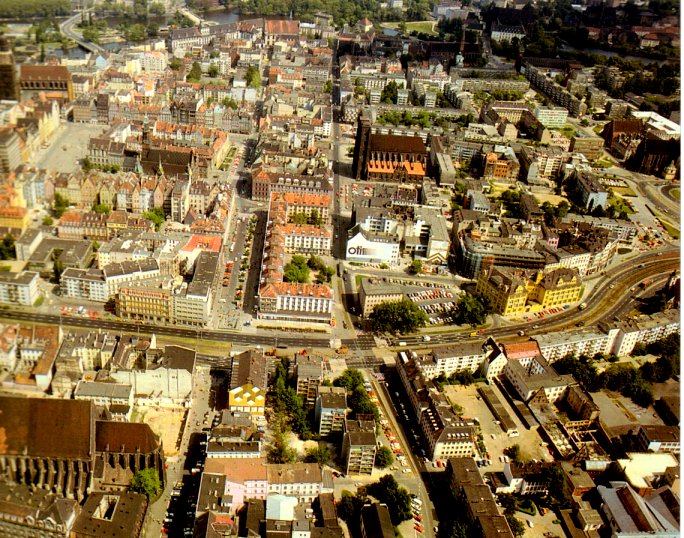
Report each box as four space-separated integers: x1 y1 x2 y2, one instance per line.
406 288 460 325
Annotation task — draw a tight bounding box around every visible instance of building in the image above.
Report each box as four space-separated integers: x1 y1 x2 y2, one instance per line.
0 270 39 306
634 425 680 455
569 135 604 161
599 309 680 356
342 419 376 475
419 343 487 378
346 225 400 265
0 482 79 538
533 106 569 128
267 464 322 503
360 504 394 538
228 384 266 423
315 386 347 436
358 278 404 317
19 64 73 101
0 36 19 101
534 329 610 363
0 130 22 173
352 113 428 182
0 396 95 500
71 491 148 538
420 400 476 461
294 353 323 408
230 349 269 392
476 266 582 317
201 458 269 512
574 171 608 211
502 352 576 403
446 458 514 538
597 481 679 537
502 461 553 495
74 381 134 421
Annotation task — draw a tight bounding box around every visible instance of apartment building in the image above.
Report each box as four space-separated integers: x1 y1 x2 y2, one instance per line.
342 419 376 475
502 353 576 403
315 386 347 436
599 309 680 356
267 464 323 503
534 330 611 363
294 353 323 408
0 271 39 306
418 343 486 378
420 400 476 461
358 278 404 317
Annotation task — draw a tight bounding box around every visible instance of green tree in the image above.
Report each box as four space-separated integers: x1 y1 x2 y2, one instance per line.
304 445 331 465
187 61 202 82
82 26 101 44
245 65 261 88
92 203 111 214
334 369 365 392
369 298 428 334
81 156 94 172
308 209 322 225
0 235 14 260
53 193 70 218
124 23 148 43
380 81 399 104
42 216 54 226
284 255 310 283
290 212 308 224
316 266 335 284
269 428 297 463
130 468 161 499
307 255 325 271
169 57 184 71
452 293 491 326
148 2 165 15
375 446 393 468
408 259 423 275
143 207 166 230
367 475 413 524
222 96 238 109
208 64 219 77
323 79 333 94
498 493 517 516
505 514 525 537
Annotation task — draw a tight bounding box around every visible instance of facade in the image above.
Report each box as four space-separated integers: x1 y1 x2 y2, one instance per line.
0 130 22 173
574 171 608 211
228 384 266 422
358 278 403 317
346 225 400 265
0 483 78 538
502 353 576 403
635 425 680 455
267 464 322 503
315 386 347 436
342 419 376 475
294 353 323 408
418 343 486 378
476 266 582 316
19 65 73 100
0 37 19 101
0 271 39 306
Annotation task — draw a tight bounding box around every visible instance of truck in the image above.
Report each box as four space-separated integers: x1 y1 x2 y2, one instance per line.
640 279 653 289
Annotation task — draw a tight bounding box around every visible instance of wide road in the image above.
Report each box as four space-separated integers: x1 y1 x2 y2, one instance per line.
0 251 676 352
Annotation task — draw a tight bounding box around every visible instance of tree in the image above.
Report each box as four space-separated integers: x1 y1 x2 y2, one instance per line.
316 266 335 284
380 81 398 104
187 61 202 82
323 80 333 94
498 493 517 516
367 475 412 524
0 235 14 260
504 444 522 463
53 193 70 218
284 255 310 283
369 298 428 334
222 96 238 109
304 446 331 465
307 255 325 271
208 64 219 77
169 57 184 71
81 156 94 172
452 293 491 326
375 446 393 468
408 259 423 275
269 428 297 463
143 207 165 230
245 65 261 88
42 216 54 226
130 468 161 499
505 514 525 537
124 23 148 43
290 212 309 225
92 203 111 214
334 369 365 392
553 354 600 392
148 2 165 15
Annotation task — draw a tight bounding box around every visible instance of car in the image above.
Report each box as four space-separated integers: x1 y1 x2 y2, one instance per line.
402 468 412 473
414 516 423 522
532 324 539 329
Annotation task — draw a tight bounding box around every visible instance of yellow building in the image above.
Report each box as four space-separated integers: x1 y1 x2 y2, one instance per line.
228 384 266 419
477 266 582 316
0 206 28 231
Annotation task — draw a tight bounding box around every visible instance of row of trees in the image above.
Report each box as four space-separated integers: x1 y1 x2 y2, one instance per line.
0 0 69 18
553 337 680 408
369 298 428 334
338 475 413 528
334 369 379 421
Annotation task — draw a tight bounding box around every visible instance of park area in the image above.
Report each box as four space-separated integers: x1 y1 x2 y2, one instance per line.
381 21 437 35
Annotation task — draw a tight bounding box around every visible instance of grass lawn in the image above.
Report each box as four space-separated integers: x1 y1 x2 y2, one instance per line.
382 21 437 35
671 188 680 200
612 186 637 197
609 194 634 214
558 126 575 138
658 218 680 239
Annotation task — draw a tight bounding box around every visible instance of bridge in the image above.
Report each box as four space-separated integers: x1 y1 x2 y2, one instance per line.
60 11 106 56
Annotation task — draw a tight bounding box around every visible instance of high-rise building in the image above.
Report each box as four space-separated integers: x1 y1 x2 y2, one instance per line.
0 36 19 101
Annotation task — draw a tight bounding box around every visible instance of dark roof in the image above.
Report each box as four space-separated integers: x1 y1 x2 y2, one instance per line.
0 396 93 460
20 64 71 81
164 345 196 373
71 491 147 538
369 134 427 155
360 504 394 538
95 421 160 454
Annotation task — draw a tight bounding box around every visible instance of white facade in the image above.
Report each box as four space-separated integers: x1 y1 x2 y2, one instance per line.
0 271 40 306
346 230 399 264
111 367 193 404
